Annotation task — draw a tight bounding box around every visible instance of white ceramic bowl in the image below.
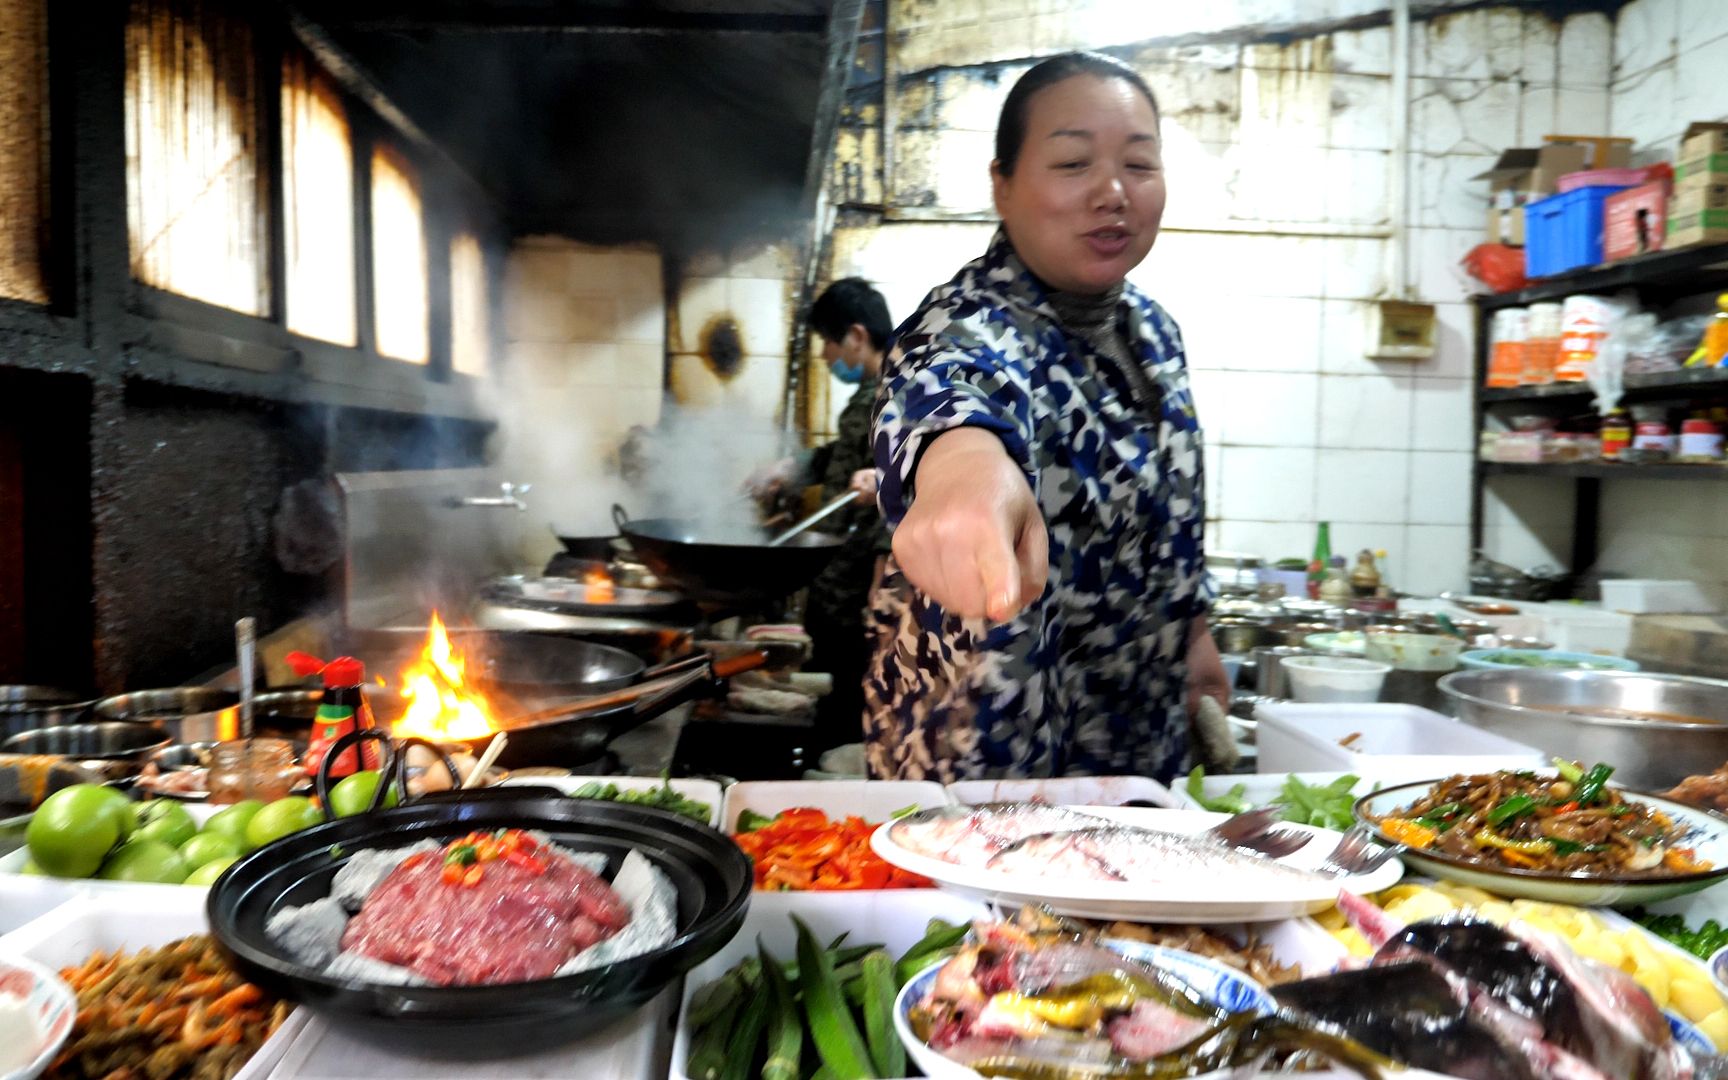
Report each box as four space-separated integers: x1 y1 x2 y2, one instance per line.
1281 655 1391 703
0 953 76 1080
895 942 1275 1080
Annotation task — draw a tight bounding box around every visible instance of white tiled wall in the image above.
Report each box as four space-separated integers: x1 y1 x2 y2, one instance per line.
497 237 665 530
668 241 800 424
1599 0 1728 596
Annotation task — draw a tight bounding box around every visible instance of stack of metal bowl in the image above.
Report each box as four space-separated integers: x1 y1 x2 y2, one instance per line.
1440 668 1728 790
0 685 93 739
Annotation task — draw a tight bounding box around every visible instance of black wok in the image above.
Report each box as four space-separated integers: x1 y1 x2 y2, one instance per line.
612 504 843 603
340 628 649 701
207 792 752 1055
552 530 619 560
460 651 768 768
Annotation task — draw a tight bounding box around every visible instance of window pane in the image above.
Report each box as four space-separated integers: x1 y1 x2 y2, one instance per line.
0 0 46 305
282 53 355 345
125 0 267 315
449 232 488 376
370 144 427 363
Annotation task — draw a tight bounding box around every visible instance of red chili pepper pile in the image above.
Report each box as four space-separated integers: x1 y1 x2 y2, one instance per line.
401 828 548 887
731 807 930 890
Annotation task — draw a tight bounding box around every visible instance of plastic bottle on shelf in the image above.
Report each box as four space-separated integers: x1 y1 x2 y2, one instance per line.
1694 293 1728 367
1307 521 1332 600
1599 409 1632 461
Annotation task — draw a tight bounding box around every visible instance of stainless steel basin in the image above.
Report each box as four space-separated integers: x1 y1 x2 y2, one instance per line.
1439 668 1728 789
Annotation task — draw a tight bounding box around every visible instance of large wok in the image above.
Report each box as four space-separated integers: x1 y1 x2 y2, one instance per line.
611 504 844 603
340 628 652 702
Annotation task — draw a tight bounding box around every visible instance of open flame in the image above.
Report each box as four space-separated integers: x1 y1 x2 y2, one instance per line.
390 612 498 741
583 564 616 604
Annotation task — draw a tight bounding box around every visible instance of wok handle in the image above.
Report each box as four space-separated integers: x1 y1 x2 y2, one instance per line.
611 504 631 532
713 649 770 680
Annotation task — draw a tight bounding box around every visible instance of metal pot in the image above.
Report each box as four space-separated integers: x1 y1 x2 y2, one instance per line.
3 721 172 762
0 686 94 739
94 688 239 743
1252 646 1313 699
1213 618 1273 655
1440 669 1728 789
1272 621 1339 647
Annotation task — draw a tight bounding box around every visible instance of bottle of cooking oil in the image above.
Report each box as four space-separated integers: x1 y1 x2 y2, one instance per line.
1704 294 1728 367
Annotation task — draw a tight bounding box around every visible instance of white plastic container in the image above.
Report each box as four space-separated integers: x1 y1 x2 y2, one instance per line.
720 780 949 833
494 774 724 828
1253 703 1547 787
1280 655 1391 703
1598 579 1722 615
944 776 1179 808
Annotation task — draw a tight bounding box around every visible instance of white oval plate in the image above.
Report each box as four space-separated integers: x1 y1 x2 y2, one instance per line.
870 806 1403 924
1356 783 1728 907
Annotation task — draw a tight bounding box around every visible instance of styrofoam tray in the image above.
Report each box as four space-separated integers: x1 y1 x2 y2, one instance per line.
1253 703 1546 787
494 774 724 828
945 776 1179 809
720 780 949 833
0 872 83 935
0 802 223 893
669 892 1352 1080
1175 771 1373 813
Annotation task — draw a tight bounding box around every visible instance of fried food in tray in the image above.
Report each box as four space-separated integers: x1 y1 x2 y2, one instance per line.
47 934 288 1080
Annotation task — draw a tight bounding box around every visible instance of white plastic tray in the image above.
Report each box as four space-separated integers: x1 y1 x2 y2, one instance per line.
1253 703 1546 787
669 890 990 1080
944 776 1179 808
668 892 1351 1080
720 780 949 833
0 803 223 894
495 774 725 828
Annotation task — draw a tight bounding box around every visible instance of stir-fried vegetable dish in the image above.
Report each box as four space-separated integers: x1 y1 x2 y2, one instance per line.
1375 761 1713 877
733 808 930 890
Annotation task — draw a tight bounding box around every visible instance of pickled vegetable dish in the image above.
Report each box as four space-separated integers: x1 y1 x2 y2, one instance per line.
1375 762 1713 877
733 808 930 890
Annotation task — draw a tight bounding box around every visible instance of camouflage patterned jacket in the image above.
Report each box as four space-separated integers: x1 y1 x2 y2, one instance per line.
802 377 890 630
865 229 1212 783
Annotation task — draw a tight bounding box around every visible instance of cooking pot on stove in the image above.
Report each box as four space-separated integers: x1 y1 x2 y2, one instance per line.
611 504 843 605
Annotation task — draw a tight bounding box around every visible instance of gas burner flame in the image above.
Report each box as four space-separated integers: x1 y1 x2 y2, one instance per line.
390 612 497 741
583 565 616 604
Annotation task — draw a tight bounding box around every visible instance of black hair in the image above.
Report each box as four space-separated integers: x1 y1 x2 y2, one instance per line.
994 52 1160 177
809 277 893 351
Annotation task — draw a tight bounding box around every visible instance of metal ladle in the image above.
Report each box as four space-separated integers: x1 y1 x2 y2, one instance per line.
767 490 859 548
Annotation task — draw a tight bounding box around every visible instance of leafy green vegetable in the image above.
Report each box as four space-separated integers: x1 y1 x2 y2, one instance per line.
1631 910 1728 961
888 804 920 819
1186 766 1252 815
735 808 776 833
568 774 714 823
1486 794 1537 826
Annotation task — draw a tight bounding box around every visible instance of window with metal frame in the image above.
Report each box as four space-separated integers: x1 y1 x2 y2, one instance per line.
125 0 268 316
370 142 428 363
449 231 489 376
282 51 356 346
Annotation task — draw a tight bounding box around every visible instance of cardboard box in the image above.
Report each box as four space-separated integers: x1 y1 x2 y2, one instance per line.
1677 153 1728 188
1672 182 1728 217
1543 134 1633 169
1475 143 1590 245
1603 181 1669 260
1667 208 1728 249
1681 121 1728 162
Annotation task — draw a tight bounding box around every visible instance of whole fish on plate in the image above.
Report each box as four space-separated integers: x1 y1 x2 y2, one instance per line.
1302 894 1727 1080
889 803 1112 868
985 827 1320 887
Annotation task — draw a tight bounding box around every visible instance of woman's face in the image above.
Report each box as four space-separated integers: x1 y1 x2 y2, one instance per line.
992 74 1164 295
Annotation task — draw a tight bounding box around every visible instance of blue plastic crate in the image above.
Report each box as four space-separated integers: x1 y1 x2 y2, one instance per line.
1523 185 1633 277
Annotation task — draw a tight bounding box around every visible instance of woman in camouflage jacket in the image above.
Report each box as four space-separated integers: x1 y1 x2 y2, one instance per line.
863 52 1229 783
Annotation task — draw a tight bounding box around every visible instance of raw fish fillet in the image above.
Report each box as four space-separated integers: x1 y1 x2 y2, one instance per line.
983 826 1319 886
888 803 1109 867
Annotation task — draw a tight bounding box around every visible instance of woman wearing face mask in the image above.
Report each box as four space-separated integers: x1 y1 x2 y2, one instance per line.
864 52 1228 783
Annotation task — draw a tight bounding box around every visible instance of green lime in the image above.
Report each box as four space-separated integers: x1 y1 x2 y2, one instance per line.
97 839 188 884
177 831 242 869
328 771 399 818
26 785 132 877
201 800 264 852
134 800 197 848
183 855 239 887
245 796 321 849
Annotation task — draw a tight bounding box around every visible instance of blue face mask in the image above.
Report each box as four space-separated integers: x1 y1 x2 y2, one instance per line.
832 359 865 385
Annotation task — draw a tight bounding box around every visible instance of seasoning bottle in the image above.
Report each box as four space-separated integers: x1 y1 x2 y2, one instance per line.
1700 294 1728 367
1306 521 1332 600
1349 549 1382 597
1319 556 1354 607
300 656 379 779
208 738 297 804
1600 409 1632 461
1679 417 1725 461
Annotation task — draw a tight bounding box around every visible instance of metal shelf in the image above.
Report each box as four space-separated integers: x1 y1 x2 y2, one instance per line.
1481 367 1728 405
1474 241 1728 312
1480 461 1728 482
